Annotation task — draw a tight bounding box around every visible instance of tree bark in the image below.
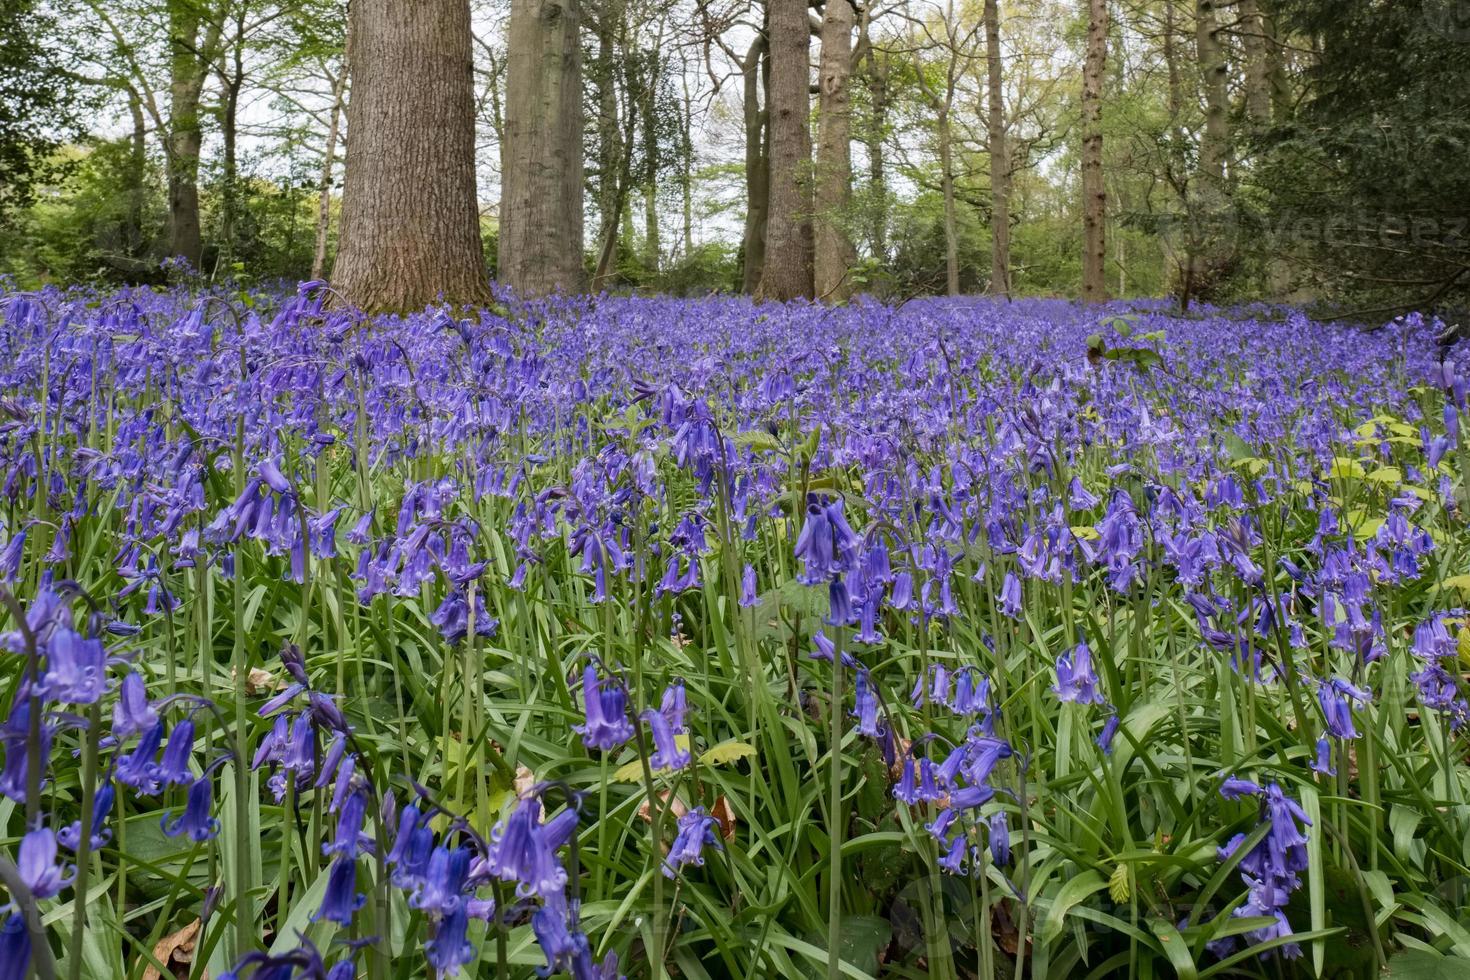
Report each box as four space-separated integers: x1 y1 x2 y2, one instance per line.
863 48 889 262
311 66 348 282
1195 0 1229 185
938 106 959 296
740 35 769 293
680 71 694 256
983 0 1010 297
1238 0 1271 128
218 7 246 270
591 3 622 285
757 0 814 301
814 0 856 301
127 88 147 258
1080 0 1108 302
333 0 491 310
498 0 586 296
164 0 220 267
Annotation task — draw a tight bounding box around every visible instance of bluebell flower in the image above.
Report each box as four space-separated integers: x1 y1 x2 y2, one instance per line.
1311 737 1336 776
483 797 569 899
116 722 165 796
988 811 1010 866
1096 712 1121 754
313 855 364 925
161 776 219 841
40 625 106 704
111 672 157 738
58 777 114 852
155 718 197 786
531 902 588 977
739 564 758 607
424 905 476 976
937 833 967 874
1053 641 1106 705
997 572 1022 619
1317 677 1369 739
18 827 72 899
851 670 881 737
411 845 471 915
1219 776 1262 800
658 679 688 733
324 788 367 860
663 807 722 878
0 914 31 980
642 709 690 771
572 664 635 752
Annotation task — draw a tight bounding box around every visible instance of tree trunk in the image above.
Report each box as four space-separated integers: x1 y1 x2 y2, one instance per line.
218 9 246 271
757 0 813 301
126 88 147 258
1080 0 1108 302
311 66 348 282
741 35 770 294
592 4 622 285
498 0 585 296
1258 0 1291 121
165 0 215 267
938 107 959 296
680 71 694 256
1238 0 1271 128
641 42 661 273
863 49 888 261
334 0 491 310
814 0 855 301
983 0 1010 298
1195 0 1229 185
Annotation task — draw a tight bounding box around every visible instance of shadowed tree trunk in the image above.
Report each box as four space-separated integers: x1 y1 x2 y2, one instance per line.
863 48 889 262
757 0 814 300
165 0 223 267
591 1 622 286
1195 0 1229 185
1238 0 1271 128
311 65 348 281
333 0 490 310
499 0 586 296
814 0 856 301
983 0 1010 297
741 34 769 294
1081 0 1108 302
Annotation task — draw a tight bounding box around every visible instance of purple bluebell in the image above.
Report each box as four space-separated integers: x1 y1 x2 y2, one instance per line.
161 776 219 841
572 663 635 752
1053 641 1106 705
663 807 722 878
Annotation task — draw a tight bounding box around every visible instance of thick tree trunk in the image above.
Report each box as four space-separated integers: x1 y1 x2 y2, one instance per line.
983 0 1010 297
165 1 215 267
334 0 491 310
1080 0 1108 302
1195 0 1229 185
814 0 855 301
863 49 888 261
499 0 586 296
311 67 348 282
741 35 769 294
1258 0 1291 121
938 108 959 296
757 0 813 301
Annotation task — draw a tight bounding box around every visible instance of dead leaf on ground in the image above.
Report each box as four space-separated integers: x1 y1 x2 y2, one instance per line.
141 919 201 980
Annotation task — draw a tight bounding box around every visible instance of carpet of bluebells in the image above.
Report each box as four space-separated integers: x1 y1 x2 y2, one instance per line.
1 282 1470 980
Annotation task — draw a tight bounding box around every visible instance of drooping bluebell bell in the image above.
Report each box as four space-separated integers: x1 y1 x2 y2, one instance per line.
663 807 722 878
0 914 31 980
424 904 476 976
17 827 72 899
642 708 691 772
161 775 219 841
572 663 635 752
851 669 881 737
988 811 1010 866
115 722 165 796
1053 640 1106 705
154 718 197 786
482 796 570 899
313 854 365 925
410 845 471 915
111 671 157 738
997 572 1022 619
58 776 114 852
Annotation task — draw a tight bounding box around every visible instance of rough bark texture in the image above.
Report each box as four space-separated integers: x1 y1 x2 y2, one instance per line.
1238 0 1271 128
592 4 622 285
1080 0 1108 302
164 1 220 267
741 35 769 294
499 0 586 297
863 49 889 261
814 0 855 301
757 0 814 301
983 0 1010 297
333 0 490 310
311 66 348 282
1195 0 1229 185
938 107 959 296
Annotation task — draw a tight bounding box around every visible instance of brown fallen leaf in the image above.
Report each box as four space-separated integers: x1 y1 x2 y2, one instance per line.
637 790 689 825
711 795 737 841
514 765 536 797
142 919 201 980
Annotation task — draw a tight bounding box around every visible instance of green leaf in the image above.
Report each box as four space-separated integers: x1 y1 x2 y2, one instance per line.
700 740 757 766
1388 951 1470 979
1042 869 1108 943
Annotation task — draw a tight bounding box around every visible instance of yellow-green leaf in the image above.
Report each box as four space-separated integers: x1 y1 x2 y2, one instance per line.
1366 466 1402 484
700 740 757 766
1328 457 1365 480
1109 862 1131 903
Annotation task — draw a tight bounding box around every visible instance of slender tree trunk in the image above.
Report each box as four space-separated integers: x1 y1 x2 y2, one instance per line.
499 0 585 296
741 35 770 294
1080 0 1108 302
334 0 491 310
757 0 814 300
983 0 1010 297
127 89 147 257
218 10 245 271
592 4 622 285
641 42 661 273
1258 0 1291 121
311 66 348 282
1238 0 1271 128
680 71 694 256
863 49 888 261
814 0 855 301
165 0 215 267
1195 0 1229 185
938 107 959 296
